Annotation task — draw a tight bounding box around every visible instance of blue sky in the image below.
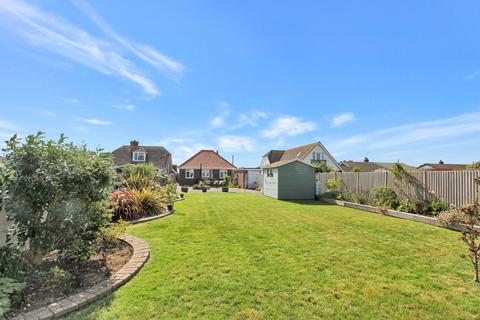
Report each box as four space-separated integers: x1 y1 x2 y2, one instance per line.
0 0 480 167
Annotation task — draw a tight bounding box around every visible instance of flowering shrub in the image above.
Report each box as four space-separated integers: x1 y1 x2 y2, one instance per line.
110 189 142 221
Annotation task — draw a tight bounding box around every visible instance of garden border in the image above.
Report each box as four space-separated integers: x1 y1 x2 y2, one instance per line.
10 235 150 320
320 197 474 232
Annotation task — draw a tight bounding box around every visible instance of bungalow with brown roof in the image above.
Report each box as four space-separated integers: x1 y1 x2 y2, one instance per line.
340 157 417 172
112 140 173 174
177 150 236 186
417 160 468 171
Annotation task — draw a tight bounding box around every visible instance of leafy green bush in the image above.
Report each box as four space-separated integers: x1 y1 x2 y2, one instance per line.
314 162 331 173
351 193 369 205
2 132 114 265
132 188 165 216
110 189 142 221
371 187 398 209
0 277 25 318
162 183 178 204
396 199 414 213
97 220 128 247
122 163 158 181
326 178 342 192
412 200 432 216
431 198 448 213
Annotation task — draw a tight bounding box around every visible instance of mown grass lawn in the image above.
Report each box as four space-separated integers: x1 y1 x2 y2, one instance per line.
67 193 480 319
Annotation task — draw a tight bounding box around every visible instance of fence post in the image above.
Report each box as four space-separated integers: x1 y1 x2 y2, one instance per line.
356 172 359 193
384 171 387 187
423 171 427 200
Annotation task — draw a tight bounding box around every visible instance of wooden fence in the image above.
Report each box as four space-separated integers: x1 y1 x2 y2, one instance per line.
316 170 480 208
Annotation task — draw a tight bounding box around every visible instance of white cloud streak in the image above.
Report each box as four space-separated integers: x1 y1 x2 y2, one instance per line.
0 0 182 96
83 118 111 125
218 135 255 152
331 112 356 127
261 116 317 139
113 104 135 111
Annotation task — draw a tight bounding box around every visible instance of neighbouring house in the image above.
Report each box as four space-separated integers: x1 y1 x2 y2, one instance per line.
260 141 342 171
262 159 316 200
417 160 468 171
177 150 236 186
235 167 261 190
340 157 418 172
112 140 173 174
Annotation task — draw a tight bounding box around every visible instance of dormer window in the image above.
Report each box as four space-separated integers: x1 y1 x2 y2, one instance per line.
133 151 146 162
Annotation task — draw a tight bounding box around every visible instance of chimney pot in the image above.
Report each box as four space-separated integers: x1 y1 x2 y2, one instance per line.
130 140 139 147
364 157 369 162
439 160 444 164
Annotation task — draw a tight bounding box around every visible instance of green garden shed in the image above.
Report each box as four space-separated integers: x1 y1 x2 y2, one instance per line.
262 159 316 200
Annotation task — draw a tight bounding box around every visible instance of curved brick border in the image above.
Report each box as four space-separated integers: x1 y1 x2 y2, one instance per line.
10 235 150 320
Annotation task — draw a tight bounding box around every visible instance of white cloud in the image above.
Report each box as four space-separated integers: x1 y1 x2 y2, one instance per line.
0 119 20 131
113 104 135 111
71 0 184 81
37 109 56 117
331 112 356 127
62 98 80 104
0 0 179 96
232 110 268 129
211 115 226 127
83 118 111 125
172 143 211 164
218 135 255 152
334 112 480 153
261 116 317 139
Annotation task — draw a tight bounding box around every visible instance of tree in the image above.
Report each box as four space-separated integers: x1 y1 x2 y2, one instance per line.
314 162 331 173
468 161 480 170
352 167 363 173
2 132 114 264
438 200 480 282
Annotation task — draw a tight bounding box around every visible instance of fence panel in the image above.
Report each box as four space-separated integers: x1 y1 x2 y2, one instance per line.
316 170 480 208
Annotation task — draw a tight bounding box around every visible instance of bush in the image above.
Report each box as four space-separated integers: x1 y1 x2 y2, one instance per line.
396 199 414 213
97 220 128 248
371 187 398 209
110 189 142 221
431 198 448 213
351 193 369 205
412 200 432 216
326 178 342 192
132 188 165 216
0 277 25 318
122 163 158 181
2 132 114 265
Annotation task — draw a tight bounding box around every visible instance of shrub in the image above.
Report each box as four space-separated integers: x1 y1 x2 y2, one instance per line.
122 163 158 181
97 219 128 248
326 178 342 192
467 161 480 170
431 198 448 213
412 200 432 215
132 188 165 216
2 132 114 265
110 189 142 221
351 193 369 205
396 199 414 213
438 200 480 282
314 162 331 173
122 172 158 191
371 187 398 209
0 277 25 318
162 183 178 204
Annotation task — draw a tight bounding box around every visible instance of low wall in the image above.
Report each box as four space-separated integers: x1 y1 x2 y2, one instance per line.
321 197 469 232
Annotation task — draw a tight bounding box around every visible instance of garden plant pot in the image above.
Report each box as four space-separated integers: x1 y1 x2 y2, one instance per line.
201 187 207 193
222 187 229 192
180 193 184 199
167 204 174 211
181 186 188 193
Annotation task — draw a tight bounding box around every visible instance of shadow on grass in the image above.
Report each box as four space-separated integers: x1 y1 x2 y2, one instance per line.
278 199 334 206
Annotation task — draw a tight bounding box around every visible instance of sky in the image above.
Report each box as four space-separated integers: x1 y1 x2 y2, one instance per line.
0 0 480 167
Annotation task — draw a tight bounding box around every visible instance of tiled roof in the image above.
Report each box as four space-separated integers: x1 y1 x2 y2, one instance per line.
418 163 468 170
178 150 236 169
278 142 318 162
112 145 171 170
340 161 418 172
263 159 315 169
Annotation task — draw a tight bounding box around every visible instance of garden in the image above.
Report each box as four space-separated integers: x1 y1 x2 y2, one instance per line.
0 133 177 319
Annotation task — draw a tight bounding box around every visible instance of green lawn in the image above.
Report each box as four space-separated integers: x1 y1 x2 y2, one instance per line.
67 193 480 319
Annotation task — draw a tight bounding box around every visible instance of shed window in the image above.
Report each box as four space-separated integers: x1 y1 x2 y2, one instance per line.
133 151 146 162
185 169 194 179
266 169 274 177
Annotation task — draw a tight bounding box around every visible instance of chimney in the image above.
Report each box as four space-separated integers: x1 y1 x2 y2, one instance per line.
364 157 369 163
130 140 139 147
216 150 219 154
439 160 444 164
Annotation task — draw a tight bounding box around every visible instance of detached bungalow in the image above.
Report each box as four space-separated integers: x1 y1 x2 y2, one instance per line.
112 140 173 174
417 160 468 171
177 150 236 186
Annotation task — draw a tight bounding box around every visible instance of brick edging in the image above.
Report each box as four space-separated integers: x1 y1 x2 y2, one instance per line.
129 209 175 225
10 235 150 320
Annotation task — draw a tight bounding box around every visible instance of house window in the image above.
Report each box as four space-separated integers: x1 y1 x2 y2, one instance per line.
219 170 228 179
266 169 274 177
133 151 146 162
201 169 211 178
185 169 194 179
312 152 324 160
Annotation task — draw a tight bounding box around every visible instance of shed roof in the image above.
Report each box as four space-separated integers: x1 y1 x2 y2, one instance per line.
262 159 315 169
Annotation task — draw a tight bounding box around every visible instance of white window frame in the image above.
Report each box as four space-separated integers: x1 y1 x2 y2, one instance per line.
201 169 211 178
132 151 146 162
219 170 228 179
266 169 274 177
185 169 194 179
312 152 324 161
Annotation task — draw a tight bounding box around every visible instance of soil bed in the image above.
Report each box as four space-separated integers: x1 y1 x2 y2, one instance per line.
8 241 132 318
